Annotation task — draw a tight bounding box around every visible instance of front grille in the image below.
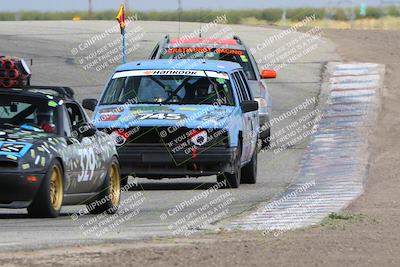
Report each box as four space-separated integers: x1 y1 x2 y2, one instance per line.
103 127 228 148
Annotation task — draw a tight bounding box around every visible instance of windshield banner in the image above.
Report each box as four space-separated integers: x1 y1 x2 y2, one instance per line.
112 70 230 80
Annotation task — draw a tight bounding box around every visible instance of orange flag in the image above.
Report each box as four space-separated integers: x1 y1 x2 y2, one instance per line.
116 4 126 34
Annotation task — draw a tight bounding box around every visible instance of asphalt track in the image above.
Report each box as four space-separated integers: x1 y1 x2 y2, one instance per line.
0 21 339 250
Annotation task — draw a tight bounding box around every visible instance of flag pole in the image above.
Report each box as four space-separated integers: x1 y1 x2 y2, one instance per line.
116 4 127 64
122 29 126 64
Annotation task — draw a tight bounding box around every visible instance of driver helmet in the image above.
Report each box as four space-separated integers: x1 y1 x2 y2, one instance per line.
36 108 56 133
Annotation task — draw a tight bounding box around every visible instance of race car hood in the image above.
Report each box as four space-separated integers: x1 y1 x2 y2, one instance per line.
0 127 57 160
93 104 237 129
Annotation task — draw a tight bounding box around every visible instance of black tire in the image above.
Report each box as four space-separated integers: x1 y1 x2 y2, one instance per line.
241 148 258 184
28 160 64 218
87 157 121 215
259 127 271 150
217 143 242 188
120 176 128 188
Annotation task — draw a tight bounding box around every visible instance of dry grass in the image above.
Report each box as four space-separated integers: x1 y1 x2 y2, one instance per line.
309 17 400 30
243 16 400 30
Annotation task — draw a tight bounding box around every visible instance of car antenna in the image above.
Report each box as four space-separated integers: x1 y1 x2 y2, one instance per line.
199 23 202 38
178 0 182 38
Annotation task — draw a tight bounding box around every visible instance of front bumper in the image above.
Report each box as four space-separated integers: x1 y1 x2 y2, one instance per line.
0 172 44 208
117 144 236 178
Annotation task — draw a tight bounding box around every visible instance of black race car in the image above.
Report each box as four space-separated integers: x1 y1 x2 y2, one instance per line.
0 86 121 218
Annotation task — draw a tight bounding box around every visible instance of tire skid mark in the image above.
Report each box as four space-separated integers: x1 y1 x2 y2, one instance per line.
222 62 385 231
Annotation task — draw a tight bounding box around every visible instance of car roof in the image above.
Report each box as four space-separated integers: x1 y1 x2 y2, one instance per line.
170 38 238 45
167 38 245 50
115 59 243 73
0 86 75 101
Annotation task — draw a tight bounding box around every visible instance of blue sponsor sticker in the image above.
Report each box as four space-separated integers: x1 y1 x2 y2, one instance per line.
0 142 33 158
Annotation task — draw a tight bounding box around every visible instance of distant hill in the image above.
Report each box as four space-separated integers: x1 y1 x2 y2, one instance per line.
3 0 388 12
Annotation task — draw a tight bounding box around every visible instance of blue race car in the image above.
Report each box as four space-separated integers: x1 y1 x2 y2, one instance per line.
83 60 259 188
150 36 277 148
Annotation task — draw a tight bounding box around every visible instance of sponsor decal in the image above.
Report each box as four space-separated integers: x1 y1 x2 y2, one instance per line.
6 155 17 161
168 47 212 54
167 47 244 56
0 142 32 158
113 70 230 80
216 78 226 84
152 70 199 75
99 107 124 114
20 124 42 132
190 130 208 146
240 55 249 62
77 145 96 182
198 115 223 124
100 114 120 122
178 107 198 111
130 106 173 113
134 112 186 121
215 48 244 55
197 109 229 123
205 71 229 80
111 130 128 147
48 100 58 107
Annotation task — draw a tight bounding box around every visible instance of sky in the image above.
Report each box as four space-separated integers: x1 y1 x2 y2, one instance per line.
0 0 389 12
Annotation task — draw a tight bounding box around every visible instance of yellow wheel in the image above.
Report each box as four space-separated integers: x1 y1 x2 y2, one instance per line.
87 157 121 214
109 162 121 208
50 164 63 211
28 160 64 218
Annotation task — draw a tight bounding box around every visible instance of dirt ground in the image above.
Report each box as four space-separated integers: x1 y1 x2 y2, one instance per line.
1 29 400 267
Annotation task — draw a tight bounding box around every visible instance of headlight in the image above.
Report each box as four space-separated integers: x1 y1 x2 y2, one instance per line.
111 131 128 147
254 98 267 109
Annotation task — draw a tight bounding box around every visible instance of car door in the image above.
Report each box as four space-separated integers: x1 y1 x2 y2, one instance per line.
61 105 83 194
238 70 259 158
63 102 105 194
232 71 253 163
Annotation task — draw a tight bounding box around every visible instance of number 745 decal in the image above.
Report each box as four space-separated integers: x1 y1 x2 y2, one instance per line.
135 113 186 120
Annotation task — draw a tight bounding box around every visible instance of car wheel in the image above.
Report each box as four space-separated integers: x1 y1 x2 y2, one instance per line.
28 160 64 218
241 148 257 184
217 143 242 188
87 157 121 215
259 127 271 150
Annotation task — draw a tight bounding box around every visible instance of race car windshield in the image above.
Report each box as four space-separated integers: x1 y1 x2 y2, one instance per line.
101 72 235 106
160 48 256 80
0 96 60 134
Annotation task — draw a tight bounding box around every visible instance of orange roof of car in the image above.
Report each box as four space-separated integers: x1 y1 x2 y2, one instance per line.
170 38 238 45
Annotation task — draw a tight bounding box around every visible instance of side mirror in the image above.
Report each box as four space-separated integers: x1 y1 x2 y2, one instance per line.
260 69 277 79
82 98 98 111
241 100 259 113
76 122 97 138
